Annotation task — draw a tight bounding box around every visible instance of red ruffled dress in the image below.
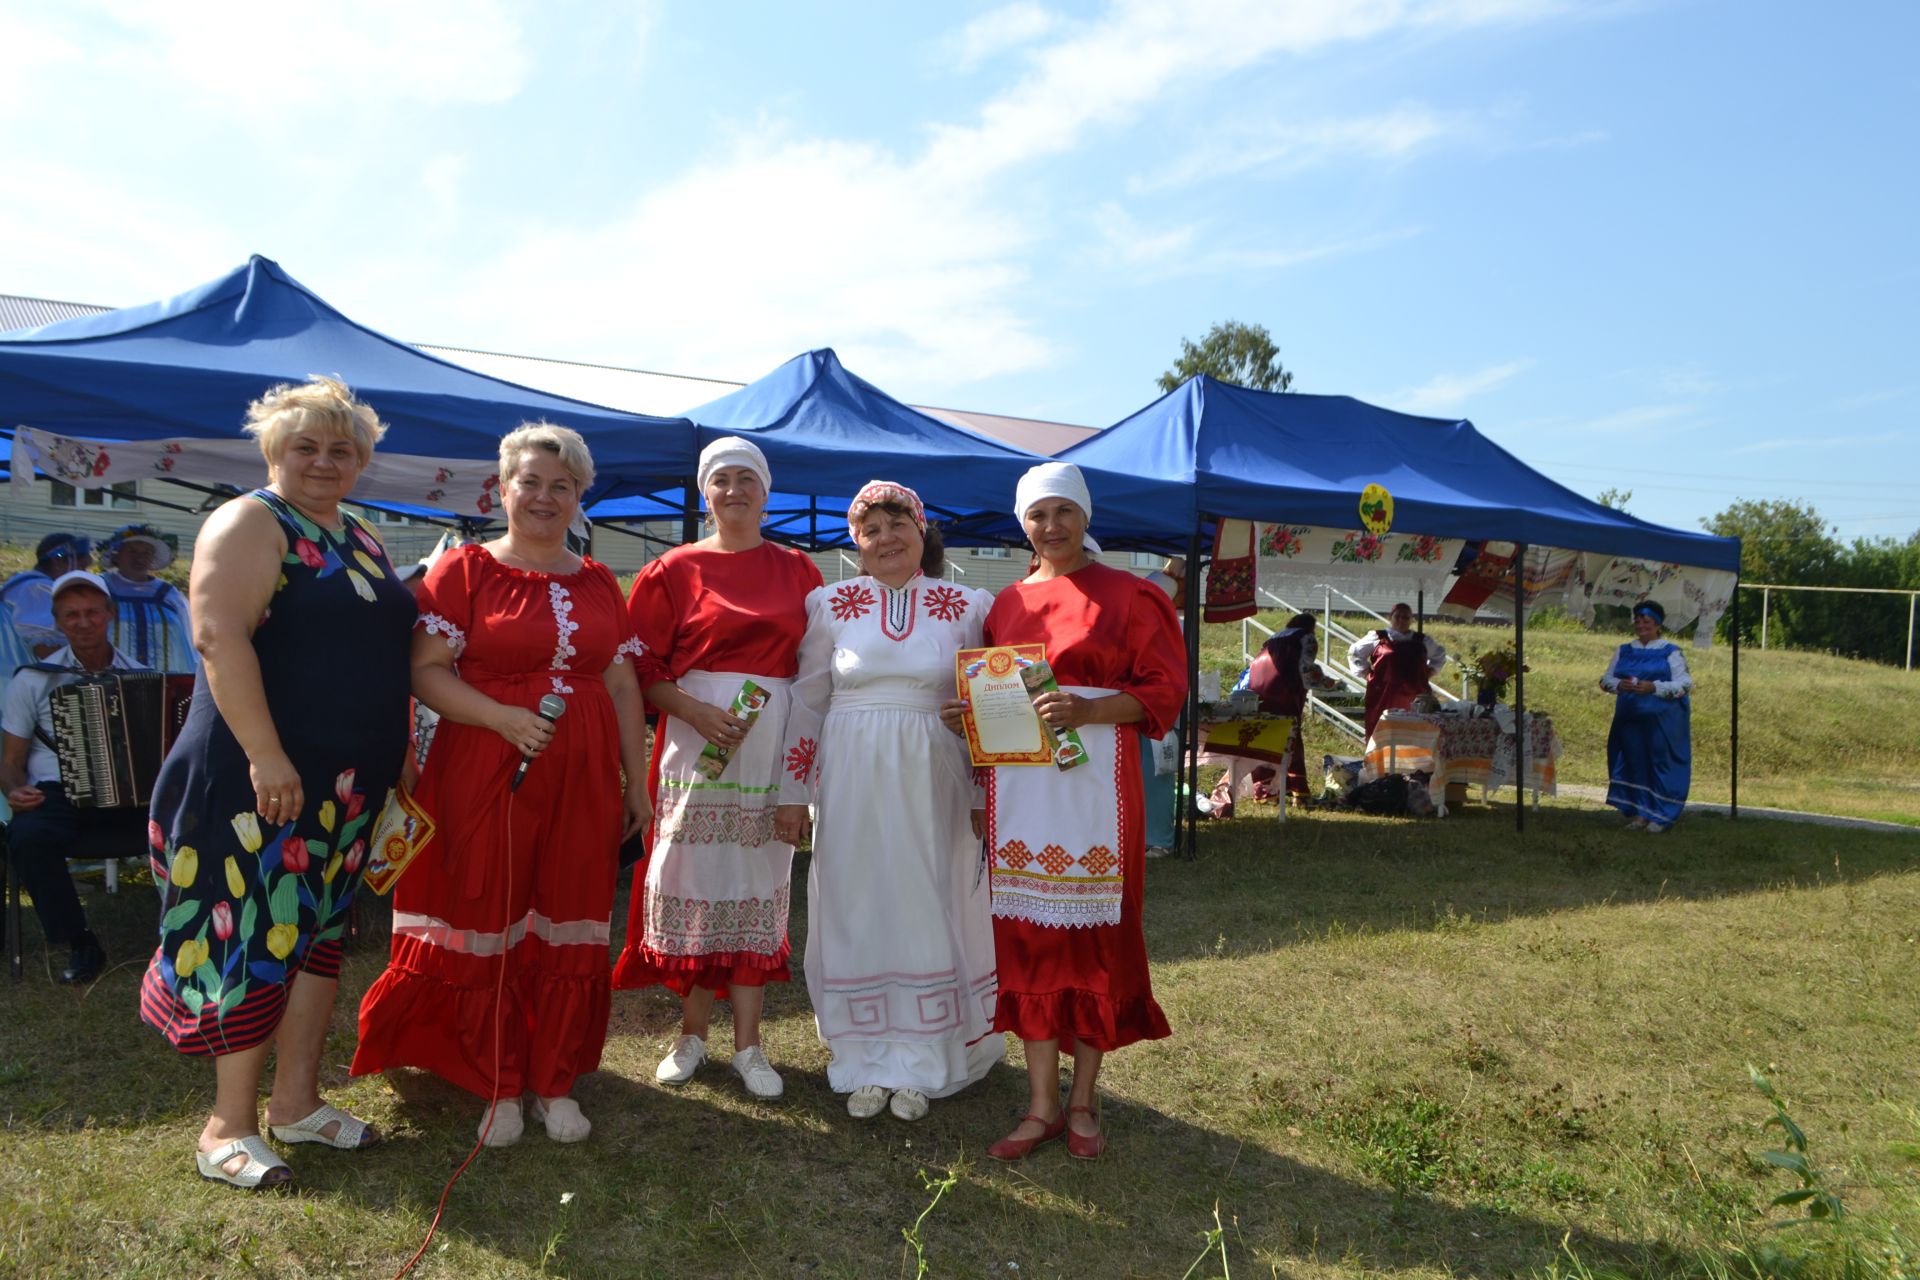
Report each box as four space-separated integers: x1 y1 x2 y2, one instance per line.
611 541 822 998
351 545 641 1100
982 562 1185 1051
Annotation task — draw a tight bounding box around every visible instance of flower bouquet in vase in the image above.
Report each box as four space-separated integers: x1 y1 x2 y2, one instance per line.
1461 645 1528 714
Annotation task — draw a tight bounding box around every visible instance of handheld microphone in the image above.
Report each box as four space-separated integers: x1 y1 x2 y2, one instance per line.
510 694 567 791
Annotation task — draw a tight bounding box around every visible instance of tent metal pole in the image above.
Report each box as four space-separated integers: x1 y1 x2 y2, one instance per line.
680 479 699 546
1513 542 1527 834
1182 522 1204 860
1731 580 1741 820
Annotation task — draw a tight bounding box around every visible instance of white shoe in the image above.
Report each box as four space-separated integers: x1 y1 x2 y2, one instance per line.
655 1034 707 1085
731 1045 784 1099
1624 817 1648 831
889 1088 929 1122
1645 821 1669 834
847 1085 889 1119
530 1095 591 1143
477 1097 523 1148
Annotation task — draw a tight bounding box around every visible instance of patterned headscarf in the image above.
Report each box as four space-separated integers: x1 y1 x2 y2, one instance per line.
846 479 926 534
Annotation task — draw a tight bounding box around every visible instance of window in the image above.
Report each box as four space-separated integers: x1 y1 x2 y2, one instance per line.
50 480 138 509
1130 552 1161 568
970 546 1012 559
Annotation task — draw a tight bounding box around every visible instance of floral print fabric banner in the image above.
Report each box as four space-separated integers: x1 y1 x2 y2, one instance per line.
9 427 507 519
1205 519 1467 621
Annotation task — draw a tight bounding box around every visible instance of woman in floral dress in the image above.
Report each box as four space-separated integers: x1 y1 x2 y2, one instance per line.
140 378 416 1190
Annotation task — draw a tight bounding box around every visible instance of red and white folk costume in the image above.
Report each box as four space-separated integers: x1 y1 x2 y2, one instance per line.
1348 627 1447 737
351 545 642 1100
780 570 1003 1098
983 561 1185 1050
611 541 822 996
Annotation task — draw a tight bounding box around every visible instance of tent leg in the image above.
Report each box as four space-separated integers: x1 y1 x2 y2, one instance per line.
1513 542 1527 835
1731 582 1740 820
1182 524 1204 860
680 478 699 546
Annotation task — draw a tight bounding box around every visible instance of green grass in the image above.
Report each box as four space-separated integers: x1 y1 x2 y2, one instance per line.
5 808 1919 1278
1208 610 1920 825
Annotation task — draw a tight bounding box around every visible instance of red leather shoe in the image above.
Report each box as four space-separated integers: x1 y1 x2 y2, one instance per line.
987 1112 1067 1161
1065 1105 1106 1160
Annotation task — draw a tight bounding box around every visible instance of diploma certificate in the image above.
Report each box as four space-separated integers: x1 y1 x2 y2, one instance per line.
956 645 1088 769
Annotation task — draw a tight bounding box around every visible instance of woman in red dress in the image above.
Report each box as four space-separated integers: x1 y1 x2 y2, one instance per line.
611 437 822 1100
942 462 1185 1160
352 423 651 1146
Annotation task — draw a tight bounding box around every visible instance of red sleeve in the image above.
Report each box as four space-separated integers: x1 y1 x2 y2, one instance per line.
626 555 678 689
416 544 480 655
1124 577 1188 738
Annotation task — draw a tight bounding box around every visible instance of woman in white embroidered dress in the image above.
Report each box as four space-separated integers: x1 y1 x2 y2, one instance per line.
353 423 651 1146
774 482 1002 1122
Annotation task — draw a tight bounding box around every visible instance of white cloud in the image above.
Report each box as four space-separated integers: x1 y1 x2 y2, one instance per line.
1089 204 1198 266
949 3 1061 72
1557 403 1697 435
425 135 1055 394
1384 359 1534 415
1131 104 1466 192
12 1 531 114
1828 387 1911 412
420 154 470 218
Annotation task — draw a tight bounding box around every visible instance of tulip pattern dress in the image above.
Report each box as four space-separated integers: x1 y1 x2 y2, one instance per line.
140 489 415 1057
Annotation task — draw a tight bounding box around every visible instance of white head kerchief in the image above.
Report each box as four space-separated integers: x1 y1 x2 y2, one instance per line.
1014 461 1092 526
698 436 771 493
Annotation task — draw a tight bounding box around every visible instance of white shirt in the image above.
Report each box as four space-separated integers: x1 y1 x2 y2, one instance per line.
1 643 145 785
1347 628 1447 678
1599 638 1692 699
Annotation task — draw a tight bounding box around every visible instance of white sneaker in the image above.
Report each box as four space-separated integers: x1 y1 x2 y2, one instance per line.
1624 817 1648 831
655 1034 707 1085
1145 845 1173 859
1645 821 1669 835
477 1097 523 1147
530 1095 591 1143
889 1088 930 1122
731 1045 784 1099
847 1085 889 1119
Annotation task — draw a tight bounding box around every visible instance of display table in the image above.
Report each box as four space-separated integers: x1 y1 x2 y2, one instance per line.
1360 709 1561 813
1193 712 1297 819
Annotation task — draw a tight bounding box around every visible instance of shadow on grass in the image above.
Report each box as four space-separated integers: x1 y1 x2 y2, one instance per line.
1144 802 1920 965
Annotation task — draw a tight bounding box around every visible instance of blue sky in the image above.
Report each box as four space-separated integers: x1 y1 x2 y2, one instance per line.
2 0 1915 543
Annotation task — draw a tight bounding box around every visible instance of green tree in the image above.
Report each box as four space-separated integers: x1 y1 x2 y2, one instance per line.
1158 320 1293 393
1595 487 1632 511
1703 499 1841 649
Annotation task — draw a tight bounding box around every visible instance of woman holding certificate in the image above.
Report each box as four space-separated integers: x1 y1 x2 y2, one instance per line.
774 481 1001 1122
612 437 823 1100
941 462 1185 1161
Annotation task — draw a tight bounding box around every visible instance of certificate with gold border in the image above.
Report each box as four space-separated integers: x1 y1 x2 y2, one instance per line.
956 645 1055 766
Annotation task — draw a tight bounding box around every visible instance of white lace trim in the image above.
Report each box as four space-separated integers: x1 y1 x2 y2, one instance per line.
613 635 647 664
547 582 579 694
418 612 467 654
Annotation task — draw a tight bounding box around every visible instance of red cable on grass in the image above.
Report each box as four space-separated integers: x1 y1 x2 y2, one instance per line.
394 790 516 1280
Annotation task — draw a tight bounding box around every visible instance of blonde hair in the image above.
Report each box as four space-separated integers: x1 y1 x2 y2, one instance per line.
242 375 386 467
499 421 595 491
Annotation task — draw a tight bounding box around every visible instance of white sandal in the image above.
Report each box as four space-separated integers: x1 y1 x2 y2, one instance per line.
269 1102 379 1150
529 1095 592 1143
195 1135 292 1190
478 1096 524 1147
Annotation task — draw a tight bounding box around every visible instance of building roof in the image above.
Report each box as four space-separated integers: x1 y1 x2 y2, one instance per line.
0 292 1092 455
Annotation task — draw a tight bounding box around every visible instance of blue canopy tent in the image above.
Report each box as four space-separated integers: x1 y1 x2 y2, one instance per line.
0 256 697 511
1057 375 1744 848
589 348 1064 549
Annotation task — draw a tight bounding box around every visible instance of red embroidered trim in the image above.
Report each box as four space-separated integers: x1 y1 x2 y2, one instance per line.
785 737 817 784
830 582 876 621
924 584 967 623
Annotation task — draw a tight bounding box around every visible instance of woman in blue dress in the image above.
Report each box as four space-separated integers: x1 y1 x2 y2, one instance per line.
1599 601 1692 832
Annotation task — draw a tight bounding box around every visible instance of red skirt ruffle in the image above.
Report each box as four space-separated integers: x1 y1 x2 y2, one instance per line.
991 987 1171 1053
610 941 791 1001
352 934 610 1100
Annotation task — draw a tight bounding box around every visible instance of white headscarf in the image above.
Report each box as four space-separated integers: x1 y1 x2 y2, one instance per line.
698 436 772 493
1014 461 1092 526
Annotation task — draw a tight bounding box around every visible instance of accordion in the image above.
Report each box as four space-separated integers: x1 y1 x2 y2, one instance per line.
48 672 195 809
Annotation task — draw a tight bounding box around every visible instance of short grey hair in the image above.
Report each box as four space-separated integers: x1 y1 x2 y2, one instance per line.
499 421 595 491
242 375 386 467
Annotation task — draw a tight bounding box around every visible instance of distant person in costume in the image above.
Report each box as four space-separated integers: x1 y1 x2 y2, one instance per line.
1 533 93 658
1600 600 1692 833
354 423 651 1147
611 437 822 1101
1137 558 1186 857
1248 612 1323 804
1347 602 1446 736
102 523 197 672
0 570 146 984
139 377 415 1190
941 461 1185 1162
774 480 1001 1123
